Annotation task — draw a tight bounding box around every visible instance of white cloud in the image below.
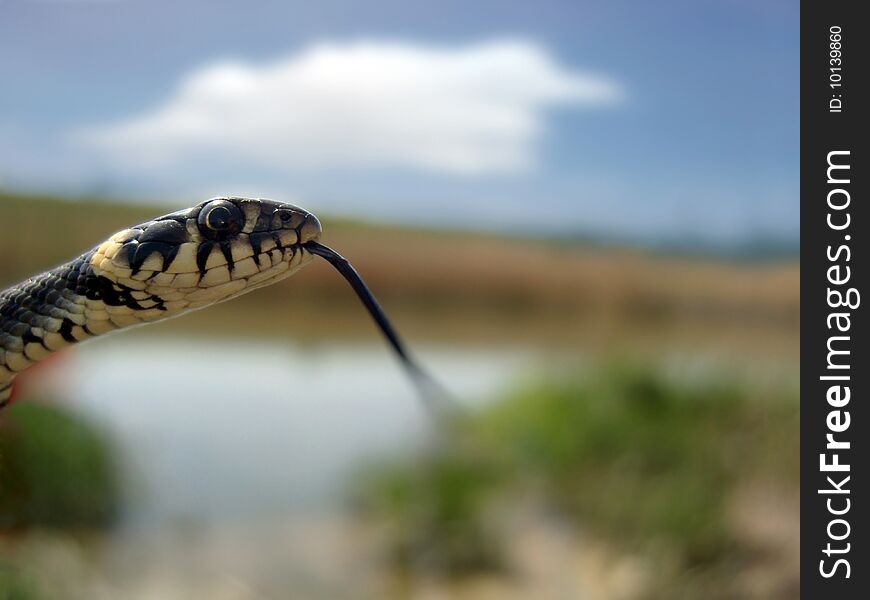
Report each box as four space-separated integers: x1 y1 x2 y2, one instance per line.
78 39 623 175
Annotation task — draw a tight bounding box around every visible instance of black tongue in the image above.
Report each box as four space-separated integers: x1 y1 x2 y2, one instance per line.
304 241 452 415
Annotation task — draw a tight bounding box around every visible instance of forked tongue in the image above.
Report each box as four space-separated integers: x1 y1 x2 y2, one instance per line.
304 241 452 417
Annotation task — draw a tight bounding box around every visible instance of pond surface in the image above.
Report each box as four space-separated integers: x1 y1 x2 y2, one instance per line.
44 334 537 527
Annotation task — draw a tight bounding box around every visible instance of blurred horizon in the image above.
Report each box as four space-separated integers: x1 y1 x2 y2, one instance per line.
0 188 799 259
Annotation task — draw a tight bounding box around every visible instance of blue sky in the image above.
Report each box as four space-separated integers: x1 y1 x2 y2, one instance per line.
0 0 799 248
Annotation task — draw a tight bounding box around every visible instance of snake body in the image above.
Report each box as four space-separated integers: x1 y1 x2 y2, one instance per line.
0 198 322 409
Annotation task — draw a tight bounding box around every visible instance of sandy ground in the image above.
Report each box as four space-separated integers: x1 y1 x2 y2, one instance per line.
3 485 798 600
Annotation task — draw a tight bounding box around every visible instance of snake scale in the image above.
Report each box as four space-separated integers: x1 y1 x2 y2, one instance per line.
1 197 431 410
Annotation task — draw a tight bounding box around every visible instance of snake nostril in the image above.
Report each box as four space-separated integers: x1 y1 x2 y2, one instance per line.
299 214 322 243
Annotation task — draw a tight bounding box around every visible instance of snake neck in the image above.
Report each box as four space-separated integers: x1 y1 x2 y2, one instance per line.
0 246 314 410
0 249 130 409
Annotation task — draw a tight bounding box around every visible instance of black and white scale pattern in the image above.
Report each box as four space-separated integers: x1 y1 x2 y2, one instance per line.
1 198 322 409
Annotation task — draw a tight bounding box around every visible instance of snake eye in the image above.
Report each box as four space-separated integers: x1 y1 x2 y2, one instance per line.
198 200 243 237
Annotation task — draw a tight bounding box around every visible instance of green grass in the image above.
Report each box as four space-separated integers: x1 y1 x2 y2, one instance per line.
355 362 799 593
0 401 121 530
357 438 507 575
0 563 39 600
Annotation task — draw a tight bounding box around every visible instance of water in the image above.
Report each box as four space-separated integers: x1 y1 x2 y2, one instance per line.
15 334 794 597
43 334 535 526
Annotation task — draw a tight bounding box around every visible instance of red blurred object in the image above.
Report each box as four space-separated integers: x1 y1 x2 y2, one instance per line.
7 350 71 405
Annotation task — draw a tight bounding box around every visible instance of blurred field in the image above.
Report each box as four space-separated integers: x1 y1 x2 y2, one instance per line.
355 364 799 599
0 192 798 366
0 192 799 599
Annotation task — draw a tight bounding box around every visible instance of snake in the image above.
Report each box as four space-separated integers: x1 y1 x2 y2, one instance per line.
0 197 434 411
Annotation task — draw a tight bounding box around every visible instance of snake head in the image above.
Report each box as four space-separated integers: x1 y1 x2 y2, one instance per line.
89 198 323 319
